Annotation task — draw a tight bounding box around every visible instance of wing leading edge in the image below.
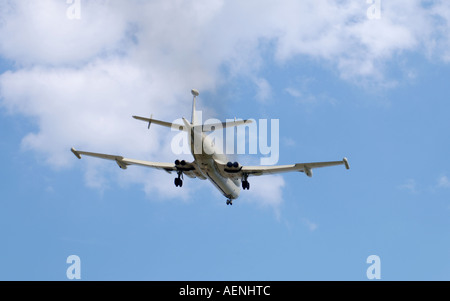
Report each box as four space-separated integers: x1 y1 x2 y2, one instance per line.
71 147 178 173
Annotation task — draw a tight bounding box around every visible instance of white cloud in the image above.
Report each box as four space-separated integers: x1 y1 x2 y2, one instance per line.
253 77 272 102
285 84 336 106
1 1 448 78
302 218 318 232
285 87 303 99
398 179 418 194
2 0 450 201
0 58 178 167
282 137 296 148
243 175 285 218
0 1 129 66
437 175 450 189
285 87 321 105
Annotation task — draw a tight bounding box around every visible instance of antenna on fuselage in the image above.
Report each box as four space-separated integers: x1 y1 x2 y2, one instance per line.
191 89 200 126
147 114 153 129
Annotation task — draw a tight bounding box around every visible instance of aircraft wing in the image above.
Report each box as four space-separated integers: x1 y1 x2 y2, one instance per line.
227 158 350 178
71 147 178 173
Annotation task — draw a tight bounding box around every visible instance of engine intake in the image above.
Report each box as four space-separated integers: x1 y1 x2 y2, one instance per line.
175 160 187 166
226 161 240 169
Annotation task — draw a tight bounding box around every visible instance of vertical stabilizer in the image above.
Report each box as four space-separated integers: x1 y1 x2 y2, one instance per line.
191 89 200 126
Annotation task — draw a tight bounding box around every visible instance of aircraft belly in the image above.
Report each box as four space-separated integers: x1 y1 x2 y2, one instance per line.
207 172 240 200
195 154 240 200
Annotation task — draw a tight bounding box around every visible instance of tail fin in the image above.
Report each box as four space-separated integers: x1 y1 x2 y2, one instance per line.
191 89 199 126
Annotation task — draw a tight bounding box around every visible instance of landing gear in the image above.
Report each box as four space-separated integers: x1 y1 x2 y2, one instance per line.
226 199 233 206
174 178 183 187
242 173 250 190
174 171 183 187
242 180 250 190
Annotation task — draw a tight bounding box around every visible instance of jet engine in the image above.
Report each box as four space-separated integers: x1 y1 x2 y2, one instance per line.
226 161 240 169
175 160 187 166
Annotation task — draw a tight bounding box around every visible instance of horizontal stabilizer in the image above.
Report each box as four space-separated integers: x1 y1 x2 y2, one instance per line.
201 119 253 132
133 116 187 131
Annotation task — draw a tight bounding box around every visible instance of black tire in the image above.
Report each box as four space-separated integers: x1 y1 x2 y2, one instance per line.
242 181 250 190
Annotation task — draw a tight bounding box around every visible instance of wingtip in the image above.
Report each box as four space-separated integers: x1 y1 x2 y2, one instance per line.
71 147 82 159
343 157 350 170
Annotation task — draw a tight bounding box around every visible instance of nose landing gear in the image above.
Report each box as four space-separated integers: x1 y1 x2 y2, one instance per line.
226 199 233 206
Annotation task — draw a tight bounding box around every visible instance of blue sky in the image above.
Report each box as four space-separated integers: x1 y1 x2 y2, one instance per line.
1 0 450 280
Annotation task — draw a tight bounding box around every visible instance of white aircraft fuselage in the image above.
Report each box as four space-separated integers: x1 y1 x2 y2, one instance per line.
190 130 241 200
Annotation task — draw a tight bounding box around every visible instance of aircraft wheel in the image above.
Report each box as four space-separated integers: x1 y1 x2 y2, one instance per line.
242 181 250 190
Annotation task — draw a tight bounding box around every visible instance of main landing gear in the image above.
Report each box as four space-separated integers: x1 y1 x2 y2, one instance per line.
242 173 250 190
242 180 250 190
174 171 183 187
226 199 233 206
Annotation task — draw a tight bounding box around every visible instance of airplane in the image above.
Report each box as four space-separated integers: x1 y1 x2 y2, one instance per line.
71 89 350 205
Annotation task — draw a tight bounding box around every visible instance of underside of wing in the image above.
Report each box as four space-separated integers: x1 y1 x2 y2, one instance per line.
221 158 349 178
71 148 177 172
70 148 208 180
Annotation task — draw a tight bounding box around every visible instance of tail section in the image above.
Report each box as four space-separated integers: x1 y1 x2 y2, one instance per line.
133 89 252 132
191 89 199 126
189 88 254 131
132 89 199 132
